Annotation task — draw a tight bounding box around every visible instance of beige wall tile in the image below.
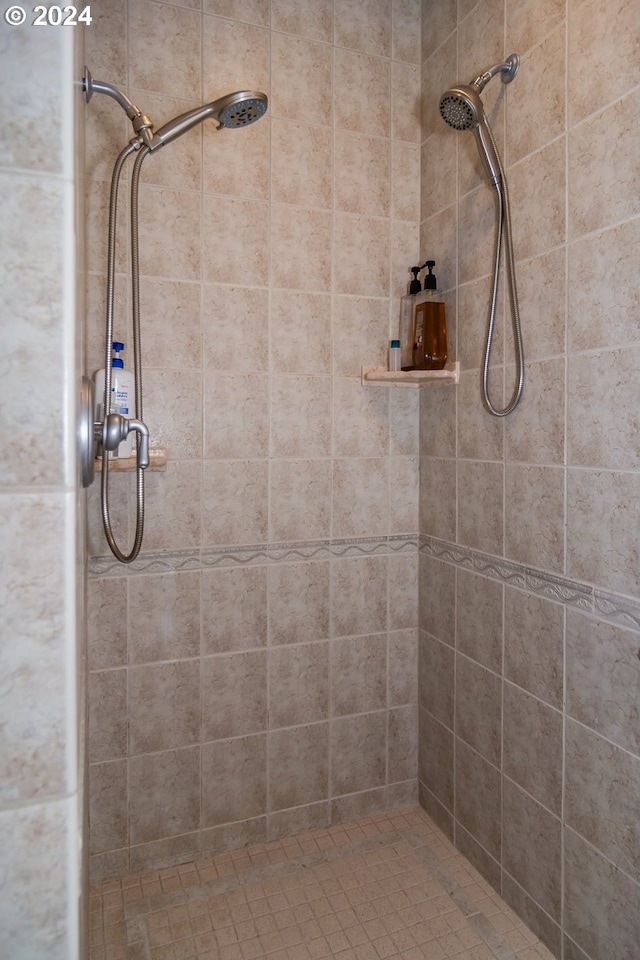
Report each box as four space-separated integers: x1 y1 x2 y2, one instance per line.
203 116 270 201
564 827 640 960
331 556 388 639
565 719 640 881
202 459 268 546
568 0 640 124
503 779 562 921
331 712 387 795
268 561 331 646
201 735 267 827
269 458 332 541
201 651 267 740
271 34 333 125
456 569 503 673
332 458 389 537
506 27 566 164
203 285 269 373
271 0 334 42
455 654 502 766
268 724 329 810
504 684 563 814
457 460 504 554
334 49 391 137
455 740 501 861
566 610 640 756
129 2 202 99
567 469 640 596
331 634 387 716
392 61 421 143
202 566 267 654
335 132 391 217
568 219 640 353
335 0 391 58
202 15 270 97
504 589 564 709
271 119 332 209
568 347 640 471
269 642 330 727
505 464 565 571
203 195 269 285
569 91 640 240
129 748 200 844
204 372 269 458
270 205 332 291
89 670 128 763
129 660 200 754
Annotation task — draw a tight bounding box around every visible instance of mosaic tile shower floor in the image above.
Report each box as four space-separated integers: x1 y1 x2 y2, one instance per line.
90 806 554 960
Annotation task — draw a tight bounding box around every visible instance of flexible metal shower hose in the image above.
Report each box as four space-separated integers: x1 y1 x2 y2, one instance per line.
481 121 525 417
100 142 150 562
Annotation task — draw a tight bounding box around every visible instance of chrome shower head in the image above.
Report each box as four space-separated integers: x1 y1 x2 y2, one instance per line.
82 69 268 151
438 55 519 186
439 84 484 131
439 54 519 131
149 90 268 151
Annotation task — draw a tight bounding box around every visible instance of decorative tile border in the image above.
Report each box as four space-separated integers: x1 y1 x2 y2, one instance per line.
88 533 640 634
420 535 640 632
88 535 419 577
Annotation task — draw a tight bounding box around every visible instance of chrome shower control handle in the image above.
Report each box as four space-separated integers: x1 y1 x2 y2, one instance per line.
127 419 150 470
97 414 150 469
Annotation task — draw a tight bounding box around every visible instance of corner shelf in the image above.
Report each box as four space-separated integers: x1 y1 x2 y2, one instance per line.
94 447 167 472
361 361 459 387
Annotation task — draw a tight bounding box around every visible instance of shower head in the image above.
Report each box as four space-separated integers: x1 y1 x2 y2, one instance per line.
438 55 519 186
439 83 484 131
439 54 519 131
148 90 268 151
82 69 268 151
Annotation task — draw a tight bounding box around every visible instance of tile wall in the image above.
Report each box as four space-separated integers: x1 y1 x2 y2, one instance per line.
85 0 423 882
418 0 640 958
0 20 87 960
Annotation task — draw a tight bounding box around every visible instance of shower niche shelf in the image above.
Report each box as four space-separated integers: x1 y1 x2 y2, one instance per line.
94 447 167 472
361 362 459 387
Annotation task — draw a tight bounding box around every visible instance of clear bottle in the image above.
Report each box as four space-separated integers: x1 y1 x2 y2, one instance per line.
412 260 447 370
388 339 401 371
399 266 421 370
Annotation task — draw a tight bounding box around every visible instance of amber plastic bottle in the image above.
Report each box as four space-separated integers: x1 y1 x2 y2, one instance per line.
413 261 447 370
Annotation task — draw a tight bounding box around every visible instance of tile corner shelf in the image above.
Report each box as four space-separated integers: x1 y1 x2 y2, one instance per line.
361 361 460 387
94 448 167 472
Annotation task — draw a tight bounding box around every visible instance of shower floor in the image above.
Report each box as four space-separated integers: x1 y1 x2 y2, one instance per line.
89 805 554 960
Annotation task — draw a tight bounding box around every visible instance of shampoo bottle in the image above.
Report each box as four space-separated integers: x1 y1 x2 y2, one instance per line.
412 260 447 370
111 342 134 458
399 266 422 370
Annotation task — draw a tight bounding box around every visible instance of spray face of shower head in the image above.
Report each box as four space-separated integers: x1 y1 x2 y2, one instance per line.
214 90 268 128
149 90 268 150
439 84 484 131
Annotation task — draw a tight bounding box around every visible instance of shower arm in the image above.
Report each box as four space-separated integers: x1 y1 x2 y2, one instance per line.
82 67 155 149
471 54 519 92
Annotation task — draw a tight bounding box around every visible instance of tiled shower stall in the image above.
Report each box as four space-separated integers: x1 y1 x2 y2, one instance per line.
3 0 636 957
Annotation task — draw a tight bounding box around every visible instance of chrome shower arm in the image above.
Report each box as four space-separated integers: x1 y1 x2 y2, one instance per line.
471 54 519 92
83 67 156 149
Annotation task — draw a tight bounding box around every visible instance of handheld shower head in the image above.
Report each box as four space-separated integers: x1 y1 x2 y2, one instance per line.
438 56 519 186
439 84 484 131
149 90 268 151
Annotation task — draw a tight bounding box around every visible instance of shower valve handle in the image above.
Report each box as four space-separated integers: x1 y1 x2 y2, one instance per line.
96 414 150 469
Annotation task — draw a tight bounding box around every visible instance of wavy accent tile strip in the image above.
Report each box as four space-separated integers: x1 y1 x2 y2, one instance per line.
88 535 419 577
88 533 640 633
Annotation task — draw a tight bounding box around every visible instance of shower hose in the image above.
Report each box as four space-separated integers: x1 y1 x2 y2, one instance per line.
101 142 150 562
482 121 525 417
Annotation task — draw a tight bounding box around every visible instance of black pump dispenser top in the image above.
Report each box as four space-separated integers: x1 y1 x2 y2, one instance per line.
409 265 421 295
424 260 437 290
